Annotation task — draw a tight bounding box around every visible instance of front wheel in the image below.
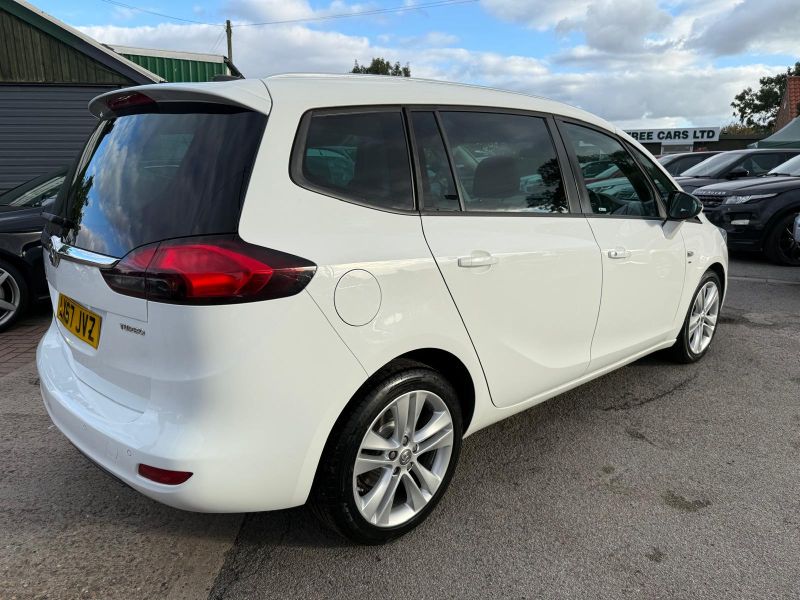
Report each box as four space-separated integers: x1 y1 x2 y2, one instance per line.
764 211 800 266
311 363 462 544
669 270 722 363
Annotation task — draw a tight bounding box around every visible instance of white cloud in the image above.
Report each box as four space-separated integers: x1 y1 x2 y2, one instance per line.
687 0 800 56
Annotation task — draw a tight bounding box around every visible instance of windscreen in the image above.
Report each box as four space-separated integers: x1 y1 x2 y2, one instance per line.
681 152 743 177
61 107 266 258
769 154 800 176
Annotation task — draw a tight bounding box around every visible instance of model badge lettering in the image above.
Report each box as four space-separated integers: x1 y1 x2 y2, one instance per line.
119 323 145 336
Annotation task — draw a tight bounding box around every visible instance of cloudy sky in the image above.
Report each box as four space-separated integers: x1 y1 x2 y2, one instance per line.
39 0 800 128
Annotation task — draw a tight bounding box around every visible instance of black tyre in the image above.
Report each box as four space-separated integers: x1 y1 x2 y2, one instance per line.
764 211 800 266
0 259 29 333
311 362 463 544
669 270 722 364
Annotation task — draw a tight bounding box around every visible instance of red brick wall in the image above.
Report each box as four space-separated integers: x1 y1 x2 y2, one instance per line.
774 76 800 131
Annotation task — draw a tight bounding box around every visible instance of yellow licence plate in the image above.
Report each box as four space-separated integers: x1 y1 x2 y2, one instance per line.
57 294 102 349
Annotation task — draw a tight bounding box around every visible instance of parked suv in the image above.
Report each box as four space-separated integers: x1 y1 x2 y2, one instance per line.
693 153 800 265
37 76 727 543
675 148 800 192
658 151 721 176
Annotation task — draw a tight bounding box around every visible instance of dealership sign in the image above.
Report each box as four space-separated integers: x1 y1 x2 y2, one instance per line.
624 127 721 145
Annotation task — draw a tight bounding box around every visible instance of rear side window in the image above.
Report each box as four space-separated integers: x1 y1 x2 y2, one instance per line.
297 111 414 211
741 153 790 175
409 112 460 211
438 111 568 213
64 108 266 258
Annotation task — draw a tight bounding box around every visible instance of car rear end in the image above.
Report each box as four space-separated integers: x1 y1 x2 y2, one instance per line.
37 82 367 512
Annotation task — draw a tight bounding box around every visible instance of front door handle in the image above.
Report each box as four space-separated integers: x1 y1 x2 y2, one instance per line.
458 254 498 268
607 247 631 259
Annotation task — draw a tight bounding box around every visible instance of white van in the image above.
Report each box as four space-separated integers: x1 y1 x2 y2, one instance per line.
37 74 727 543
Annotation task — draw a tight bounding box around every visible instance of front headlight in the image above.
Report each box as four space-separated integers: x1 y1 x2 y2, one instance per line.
723 193 777 204
717 226 727 243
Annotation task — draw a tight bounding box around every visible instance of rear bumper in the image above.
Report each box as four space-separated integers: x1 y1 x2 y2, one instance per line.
37 292 368 513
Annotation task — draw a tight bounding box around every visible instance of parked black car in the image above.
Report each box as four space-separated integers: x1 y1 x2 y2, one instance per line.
657 151 721 176
675 149 800 193
0 168 66 330
694 154 800 265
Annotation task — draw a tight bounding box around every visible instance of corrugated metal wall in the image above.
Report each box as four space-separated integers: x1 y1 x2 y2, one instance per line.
121 54 226 82
0 85 112 193
0 9 131 85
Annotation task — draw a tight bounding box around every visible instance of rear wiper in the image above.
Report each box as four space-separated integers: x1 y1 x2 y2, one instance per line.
41 212 76 230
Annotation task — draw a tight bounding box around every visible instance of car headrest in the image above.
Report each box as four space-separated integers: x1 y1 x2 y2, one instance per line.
472 155 519 199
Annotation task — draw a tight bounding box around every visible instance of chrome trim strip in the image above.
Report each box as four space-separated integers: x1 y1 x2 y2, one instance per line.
50 235 119 268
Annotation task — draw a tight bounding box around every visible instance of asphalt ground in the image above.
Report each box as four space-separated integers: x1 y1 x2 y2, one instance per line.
2 255 798 599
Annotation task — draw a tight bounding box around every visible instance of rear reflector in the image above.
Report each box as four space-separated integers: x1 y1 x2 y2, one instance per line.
138 464 193 485
101 235 316 305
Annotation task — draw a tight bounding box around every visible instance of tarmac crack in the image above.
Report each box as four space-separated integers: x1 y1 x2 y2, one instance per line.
600 373 698 412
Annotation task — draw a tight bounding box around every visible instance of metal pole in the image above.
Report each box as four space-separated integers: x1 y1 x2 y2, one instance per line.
225 20 233 63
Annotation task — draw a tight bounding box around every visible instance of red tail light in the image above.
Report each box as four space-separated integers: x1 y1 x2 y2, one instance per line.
138 464 193 485
102 235 316 304
105 92 156 115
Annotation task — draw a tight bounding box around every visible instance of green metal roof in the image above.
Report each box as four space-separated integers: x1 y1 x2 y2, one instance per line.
119 52 227 83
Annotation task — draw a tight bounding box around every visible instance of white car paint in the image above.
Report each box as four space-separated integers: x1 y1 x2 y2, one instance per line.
37 74 727 513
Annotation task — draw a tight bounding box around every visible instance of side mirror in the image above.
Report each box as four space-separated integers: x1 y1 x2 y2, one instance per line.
667 190 703 220
727 166 749 179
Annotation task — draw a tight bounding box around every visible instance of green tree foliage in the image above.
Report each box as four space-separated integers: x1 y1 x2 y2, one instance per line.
731 62 800 130
720 122 766 136
351 58 411 77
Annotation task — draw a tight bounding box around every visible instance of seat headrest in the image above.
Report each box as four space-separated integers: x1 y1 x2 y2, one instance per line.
472 155 519 199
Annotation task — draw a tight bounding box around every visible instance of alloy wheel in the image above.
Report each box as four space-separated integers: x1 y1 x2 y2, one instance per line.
353 389 454 528
688 280 719 355
0 267 21 327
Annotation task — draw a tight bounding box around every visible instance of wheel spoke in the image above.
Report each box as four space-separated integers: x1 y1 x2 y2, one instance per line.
0 271 8 286
361 429 400 452
373 472 402 526
415 410 449 442
359 468 395 523
411 461 442 495
417 427 453 455
0 298 16 312
704 285 718 311
403 472 428 511
355 455 392 476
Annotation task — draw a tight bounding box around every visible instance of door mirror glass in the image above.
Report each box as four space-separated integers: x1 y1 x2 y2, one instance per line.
727 166 749 179
667 191 702 220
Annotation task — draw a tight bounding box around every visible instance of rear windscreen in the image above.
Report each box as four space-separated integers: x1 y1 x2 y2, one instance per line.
62 107 266 258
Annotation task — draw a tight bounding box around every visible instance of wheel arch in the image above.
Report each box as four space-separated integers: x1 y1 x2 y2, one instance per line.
762 202 800 247
707 261 726 302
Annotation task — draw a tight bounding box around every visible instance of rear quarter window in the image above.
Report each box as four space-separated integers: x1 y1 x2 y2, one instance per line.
293 110 414 212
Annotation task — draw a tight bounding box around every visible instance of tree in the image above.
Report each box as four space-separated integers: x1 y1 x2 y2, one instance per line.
351 58 410 77
731 62 800 130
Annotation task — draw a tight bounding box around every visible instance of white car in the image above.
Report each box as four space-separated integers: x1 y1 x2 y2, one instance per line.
37 75 727 544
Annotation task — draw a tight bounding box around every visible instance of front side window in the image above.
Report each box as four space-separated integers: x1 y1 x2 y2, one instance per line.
438 111 568 213
562 123 659 218
630 145 676 204
299 111 414 211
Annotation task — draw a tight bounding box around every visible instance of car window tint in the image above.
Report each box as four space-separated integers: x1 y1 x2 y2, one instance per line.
301 111 413 211
562 123 658 217
438 111 568 213
410 112 459 211
4 176 65 207
630 146 676 203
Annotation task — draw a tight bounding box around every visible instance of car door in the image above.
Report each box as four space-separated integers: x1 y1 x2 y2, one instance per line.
413 109 602 409
557 121 686 371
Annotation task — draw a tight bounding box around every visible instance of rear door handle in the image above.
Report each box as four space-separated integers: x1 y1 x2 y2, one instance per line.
458 254 498 268
607 247 631 259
